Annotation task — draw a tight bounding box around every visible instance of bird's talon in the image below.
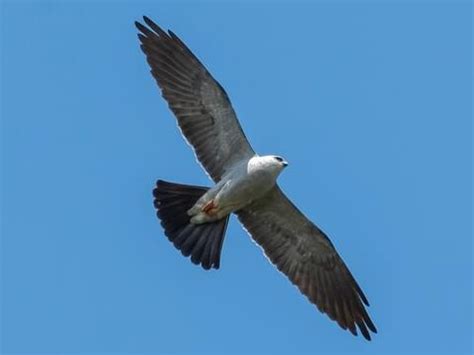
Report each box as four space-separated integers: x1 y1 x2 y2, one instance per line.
202 200 217 214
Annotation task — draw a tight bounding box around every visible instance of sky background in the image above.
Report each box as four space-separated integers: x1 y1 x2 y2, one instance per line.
1 1 472 354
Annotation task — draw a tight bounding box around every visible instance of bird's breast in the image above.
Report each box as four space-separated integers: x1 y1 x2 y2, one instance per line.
215 166 277 213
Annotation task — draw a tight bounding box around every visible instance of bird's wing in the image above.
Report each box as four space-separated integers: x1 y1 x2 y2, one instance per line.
236 186 377 340
135 17 255 182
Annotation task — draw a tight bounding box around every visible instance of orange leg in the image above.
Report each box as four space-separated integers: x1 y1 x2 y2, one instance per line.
202 200 218 215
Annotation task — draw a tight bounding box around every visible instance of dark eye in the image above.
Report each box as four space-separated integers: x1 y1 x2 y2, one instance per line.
274 156 283 162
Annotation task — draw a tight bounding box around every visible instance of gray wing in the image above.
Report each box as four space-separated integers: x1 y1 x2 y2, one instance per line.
136 17 255 182
237 186 377 340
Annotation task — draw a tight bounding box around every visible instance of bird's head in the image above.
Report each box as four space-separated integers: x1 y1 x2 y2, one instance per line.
254 155 289 174
271 155 289 168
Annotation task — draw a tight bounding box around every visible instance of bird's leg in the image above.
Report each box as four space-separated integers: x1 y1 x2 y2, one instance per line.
202 199 218 215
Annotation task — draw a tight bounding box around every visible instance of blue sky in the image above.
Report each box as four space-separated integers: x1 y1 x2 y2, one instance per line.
1 1 472 354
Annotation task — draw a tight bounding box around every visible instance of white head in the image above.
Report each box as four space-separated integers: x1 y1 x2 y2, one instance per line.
249 155 289 176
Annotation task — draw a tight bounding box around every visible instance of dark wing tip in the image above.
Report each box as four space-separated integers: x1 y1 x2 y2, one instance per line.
362 331 372 341
348 326 358 337
357 320 371 341
142 16 168 37
143 15 153 24
365 316 378 334
135 16 168 39
358 286 370 307
354 307 377 341
134 20 145 32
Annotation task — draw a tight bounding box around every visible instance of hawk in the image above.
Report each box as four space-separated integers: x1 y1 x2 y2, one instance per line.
135 16 377 340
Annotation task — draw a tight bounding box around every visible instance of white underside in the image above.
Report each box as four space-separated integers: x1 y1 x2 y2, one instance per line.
188 155 285 223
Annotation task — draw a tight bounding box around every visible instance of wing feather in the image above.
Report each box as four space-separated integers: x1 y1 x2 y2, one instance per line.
237 186 377 340
136 17 255 182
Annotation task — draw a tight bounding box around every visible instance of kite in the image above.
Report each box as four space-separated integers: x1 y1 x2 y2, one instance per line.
135 16 377 340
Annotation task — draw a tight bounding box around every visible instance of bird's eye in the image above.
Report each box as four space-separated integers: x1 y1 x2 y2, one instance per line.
274 156 283 162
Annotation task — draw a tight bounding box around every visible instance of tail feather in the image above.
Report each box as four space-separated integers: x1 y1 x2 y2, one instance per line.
153 179 229 270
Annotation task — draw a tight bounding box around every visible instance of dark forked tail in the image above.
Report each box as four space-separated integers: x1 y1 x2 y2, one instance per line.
152 180 229 270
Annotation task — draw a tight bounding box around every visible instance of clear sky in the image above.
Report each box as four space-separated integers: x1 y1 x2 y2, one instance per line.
1 1 472 354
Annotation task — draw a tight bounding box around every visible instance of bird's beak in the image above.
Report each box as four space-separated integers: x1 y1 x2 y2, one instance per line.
282 161 289 167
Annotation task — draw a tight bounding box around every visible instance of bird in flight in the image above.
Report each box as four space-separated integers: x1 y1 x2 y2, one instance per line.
135 16 377 341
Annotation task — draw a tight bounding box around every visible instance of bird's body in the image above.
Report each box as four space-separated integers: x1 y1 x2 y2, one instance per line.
188 155 287 223
135 16 377 341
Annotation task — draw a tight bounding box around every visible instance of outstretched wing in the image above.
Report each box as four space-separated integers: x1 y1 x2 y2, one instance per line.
135 17 255 182
237 186 377 340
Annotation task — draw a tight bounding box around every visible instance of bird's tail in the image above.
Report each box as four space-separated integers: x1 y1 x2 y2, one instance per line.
153 179 229 270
